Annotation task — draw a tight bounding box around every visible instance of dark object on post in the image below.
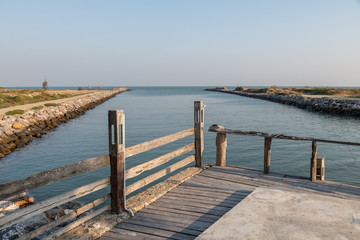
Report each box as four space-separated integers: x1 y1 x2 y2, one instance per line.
317 156 325 181
264 137 272 173
194 101 204 169
108 110 132 216
42 79 48 90
310 140 318 181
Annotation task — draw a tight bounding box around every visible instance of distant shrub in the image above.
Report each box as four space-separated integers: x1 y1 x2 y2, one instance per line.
6 109 24 115
44 103 59 107
31 105 44 110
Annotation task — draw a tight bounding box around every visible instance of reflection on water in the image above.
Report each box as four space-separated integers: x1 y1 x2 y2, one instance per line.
1 87 360 201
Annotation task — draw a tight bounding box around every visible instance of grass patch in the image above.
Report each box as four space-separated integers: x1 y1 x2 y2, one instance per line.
31 105 44 110
44 103 59 107
6 109 25 115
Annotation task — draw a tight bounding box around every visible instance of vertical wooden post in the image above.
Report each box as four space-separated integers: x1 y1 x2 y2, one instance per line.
310 140 317 181
108 110 125 214
316 156 325 181
216 133 227 166
264 137 272 174
194 101 204 169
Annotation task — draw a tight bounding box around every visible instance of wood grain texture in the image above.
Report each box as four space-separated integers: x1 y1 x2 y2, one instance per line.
126 155 195 195
264 137 272 173
209 124 360 146
0 154 109 199
0 177 109 230
126 143 195 179
125 128 194 158
216 133 227 166
311 140 317 182
19 195 110 240
194 101 204 168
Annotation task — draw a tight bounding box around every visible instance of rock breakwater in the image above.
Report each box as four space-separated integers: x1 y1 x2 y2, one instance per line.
206 88 360 117
0 88 129 159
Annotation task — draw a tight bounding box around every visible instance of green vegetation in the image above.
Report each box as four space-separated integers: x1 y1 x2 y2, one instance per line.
44 103 59 107
31 105 44 110
0 89 85 109
6 109 25 115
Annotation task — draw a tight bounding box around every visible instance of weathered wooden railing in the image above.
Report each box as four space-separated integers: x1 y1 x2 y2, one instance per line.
0 101 204 239
209 124 360 182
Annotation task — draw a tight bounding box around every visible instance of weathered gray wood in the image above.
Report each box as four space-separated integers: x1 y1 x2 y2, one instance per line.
108 110 126 214
115 222 195 240
125 218 202 236
126 214 209 234
126 155 195 195
317 156 325 181
43 204 110 240
209 124 360 146
311 140 317 181
264 137 272 173
142 205 220 222
216 133 227 166
161 195 236 208
0 154 109 199
125 128 194 158
147 200 228 216
126 143 195 179
194 101 204 168
19 194 110 240
124 212 213 230
0 177 109 230
104 227 168 240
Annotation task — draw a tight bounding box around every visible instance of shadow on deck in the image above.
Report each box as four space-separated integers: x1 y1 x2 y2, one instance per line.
100 165 360 240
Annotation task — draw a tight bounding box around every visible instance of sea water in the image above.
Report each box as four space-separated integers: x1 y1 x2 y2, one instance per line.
1 87 360 201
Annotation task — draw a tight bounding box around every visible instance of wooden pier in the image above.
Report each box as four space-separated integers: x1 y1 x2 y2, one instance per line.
1 100 360 239
100 165 360 240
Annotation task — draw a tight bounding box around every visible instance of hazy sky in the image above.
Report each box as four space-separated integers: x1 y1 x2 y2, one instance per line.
1 0 360 87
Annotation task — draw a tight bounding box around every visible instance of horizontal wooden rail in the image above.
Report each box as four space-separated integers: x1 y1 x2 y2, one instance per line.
125 128 195 158
126 143 195 179
43 204 111 240
19 194 110 240
126 155 195 195
0 129 195 200
209 124 360 146
0 177 110 230
0 154 110 199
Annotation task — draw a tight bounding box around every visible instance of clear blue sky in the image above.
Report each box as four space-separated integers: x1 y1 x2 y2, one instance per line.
1 0 359 87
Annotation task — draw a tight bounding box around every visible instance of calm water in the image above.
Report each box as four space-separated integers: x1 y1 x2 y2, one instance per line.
1 87 360 202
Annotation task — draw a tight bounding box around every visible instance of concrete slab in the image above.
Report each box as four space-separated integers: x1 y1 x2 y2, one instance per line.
196 188 360 240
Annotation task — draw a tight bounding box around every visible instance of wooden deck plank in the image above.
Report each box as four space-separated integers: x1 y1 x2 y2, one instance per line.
114 222 196 240
105 227 168 240
101 165 360 240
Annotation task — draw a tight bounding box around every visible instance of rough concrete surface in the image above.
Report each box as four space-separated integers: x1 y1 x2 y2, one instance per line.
197 188 360 240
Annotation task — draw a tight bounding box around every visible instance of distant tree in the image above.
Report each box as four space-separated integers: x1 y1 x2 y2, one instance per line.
78 87 83 90
42 79 48 90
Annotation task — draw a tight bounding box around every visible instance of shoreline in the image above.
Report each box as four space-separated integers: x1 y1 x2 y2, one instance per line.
206 87 360 117
0 88 130 159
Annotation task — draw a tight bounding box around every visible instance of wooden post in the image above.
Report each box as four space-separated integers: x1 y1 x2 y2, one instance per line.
216 133 227 166
108 110 126 214
316 156 325 181
264 137 272 173
194 101 204 169
310 140 317 181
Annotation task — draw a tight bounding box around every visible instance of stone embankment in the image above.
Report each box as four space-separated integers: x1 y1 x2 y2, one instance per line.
0 88 129 159
206 87 360 117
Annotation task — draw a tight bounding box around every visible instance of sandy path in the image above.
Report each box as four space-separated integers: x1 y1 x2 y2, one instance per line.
0 93 93 116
